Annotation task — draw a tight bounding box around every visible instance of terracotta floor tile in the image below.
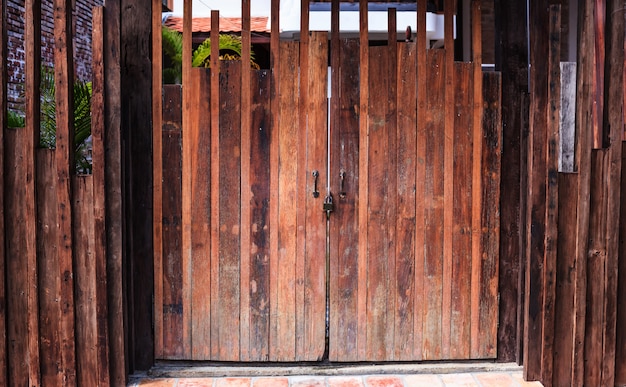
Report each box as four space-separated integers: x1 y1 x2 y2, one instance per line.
439 373 480 387
365 375 404 387
290 376 326 387
177 378 215 387
252 377 289 387
214 377 251 387
510 372 544 386
403 374 444 387
327 376 365 387
473 372 516 387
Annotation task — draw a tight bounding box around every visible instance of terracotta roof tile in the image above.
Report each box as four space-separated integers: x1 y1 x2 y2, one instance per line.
163 16 270 33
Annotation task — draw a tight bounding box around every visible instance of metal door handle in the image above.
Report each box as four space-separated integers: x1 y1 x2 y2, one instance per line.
339 171 346 199
312 170 320 198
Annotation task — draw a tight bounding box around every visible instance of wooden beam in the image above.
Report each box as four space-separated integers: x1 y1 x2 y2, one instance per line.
0 0 6 381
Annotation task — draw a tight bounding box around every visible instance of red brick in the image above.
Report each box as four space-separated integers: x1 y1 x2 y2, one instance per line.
177 378 215 387
327 376 364 387
290 376 326 387
403 374 444 386
215 377 251 387
365 376 404 387
253 377 289 387
474 373 516 387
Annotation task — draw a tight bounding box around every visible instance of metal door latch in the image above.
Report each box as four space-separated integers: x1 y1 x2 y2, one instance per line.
323 194 334 219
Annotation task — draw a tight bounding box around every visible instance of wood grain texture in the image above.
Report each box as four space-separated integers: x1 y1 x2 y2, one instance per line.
617 143 626 385
161 85 184 359
0 0 7 381
273 41 299 361
190 68 212 359
91 7 110 384
36 150 63 387
73 176 98 387
451 63 473 360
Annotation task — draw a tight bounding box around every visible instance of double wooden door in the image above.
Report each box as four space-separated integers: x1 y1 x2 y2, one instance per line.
155 33 502 362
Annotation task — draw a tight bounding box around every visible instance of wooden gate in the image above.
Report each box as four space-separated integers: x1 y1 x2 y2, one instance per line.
155 29 502 362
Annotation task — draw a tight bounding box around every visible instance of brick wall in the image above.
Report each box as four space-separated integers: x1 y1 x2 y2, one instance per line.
6 0 103 111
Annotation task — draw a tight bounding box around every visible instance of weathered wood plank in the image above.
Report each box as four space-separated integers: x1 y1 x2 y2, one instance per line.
73 176 98 387
218 60 242 360
152 0 164 359
36 150 62 387
5 128 40 386
239 0 252 361
366 45 391 361
190 68 211 359
450 62 473 360
617 142 626 385
423 49 445 360
413 0 426 361
104 0 126 381
442 0 455 359
330 38 360 362
585 149 609 387
161 85 184 359
478 71 502 359
303 31 328 360
181 0 193 358
0 0 7 381
552 172 578 386
600 0 624 384
394 42 416 361
524 0 549 379
539 5 560 380
248 69 271 361
294 0 308 361
273 41 299 361
91 7 110 384
470 0 483 360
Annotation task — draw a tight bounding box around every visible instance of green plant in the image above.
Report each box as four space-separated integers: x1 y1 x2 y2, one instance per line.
39 67 93 174
162 26 259 84
7 109 25 128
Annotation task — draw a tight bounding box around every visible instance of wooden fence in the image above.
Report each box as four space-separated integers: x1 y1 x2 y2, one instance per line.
523 2 626 386
0 3 124 386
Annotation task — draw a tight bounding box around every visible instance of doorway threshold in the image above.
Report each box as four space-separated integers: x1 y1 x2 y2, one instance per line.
145 360 522 378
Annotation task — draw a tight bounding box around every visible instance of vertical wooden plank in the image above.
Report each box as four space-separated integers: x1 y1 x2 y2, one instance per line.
330 38 360 362
161 85 184 359
239 0 252 361
5 128 40 386
53 0 76 382
36 150 63 387
248 69 271 361
423 49 445 360
181 0 193 358
450 63 473 360
571 1 595 383
584 149 609 387
442 0 455 359
495 0 529 363
294 0 309 360
303 31 327 360
479 72 502 358
104 0 126 381
218 61 242 360
394 42 416 362
386 8 398 361
357 0 369 361
190 68 211 359
73 176 98 387
294 0 311 360
524 0 549 380
366 46 391 361
91 7 110 384
0 0 7 381
414 0 426 361
469 0 483 360
209 10 221 359
552 173 579 386
617 143 626 385
273 41 299 361
600 0 624 384
152 0 164 359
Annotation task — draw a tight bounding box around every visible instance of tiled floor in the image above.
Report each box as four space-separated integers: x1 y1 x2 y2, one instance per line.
129 371 543 387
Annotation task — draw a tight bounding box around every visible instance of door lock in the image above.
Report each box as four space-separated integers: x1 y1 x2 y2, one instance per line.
323 194 334 219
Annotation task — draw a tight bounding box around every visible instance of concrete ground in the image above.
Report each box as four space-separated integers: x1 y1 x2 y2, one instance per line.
129 363 544 387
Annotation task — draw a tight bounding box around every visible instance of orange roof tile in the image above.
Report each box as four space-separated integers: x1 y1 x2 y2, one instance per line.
163 16 270 33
